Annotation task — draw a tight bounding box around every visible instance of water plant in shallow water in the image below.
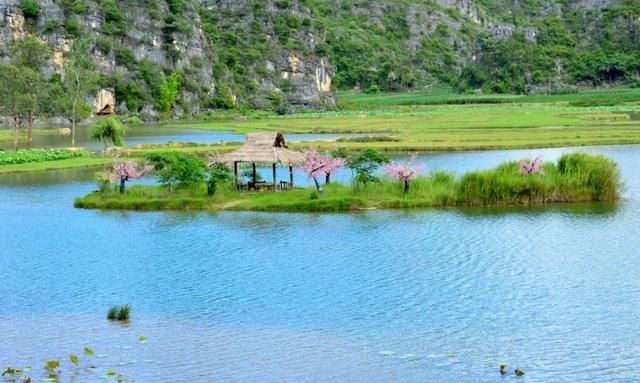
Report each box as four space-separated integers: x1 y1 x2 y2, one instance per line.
383 153 424 193
109 161 153 194
107 304 131 321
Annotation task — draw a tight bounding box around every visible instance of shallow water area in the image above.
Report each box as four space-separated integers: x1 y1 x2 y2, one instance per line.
1 145 639 382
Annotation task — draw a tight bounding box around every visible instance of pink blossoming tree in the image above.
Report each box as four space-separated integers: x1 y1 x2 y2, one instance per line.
383 154 424 193
300 149 346 193
109 160 154 194
519 155 544 176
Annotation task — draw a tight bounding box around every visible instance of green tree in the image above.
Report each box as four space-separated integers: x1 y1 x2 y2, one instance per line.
10 37 51 148
347 149 390 186
158 72 182 115
64 39 97 147
145 151 207 190
91 117 126 149
0 64 34 150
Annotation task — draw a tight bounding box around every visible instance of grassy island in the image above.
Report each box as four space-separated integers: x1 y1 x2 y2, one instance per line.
75 152 620 213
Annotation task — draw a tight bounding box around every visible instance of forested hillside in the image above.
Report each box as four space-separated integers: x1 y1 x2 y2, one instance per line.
0 0 639 120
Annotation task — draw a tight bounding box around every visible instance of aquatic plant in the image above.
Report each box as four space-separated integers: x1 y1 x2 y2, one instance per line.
383 154 424 193
109 160 154 194
107 304 131 321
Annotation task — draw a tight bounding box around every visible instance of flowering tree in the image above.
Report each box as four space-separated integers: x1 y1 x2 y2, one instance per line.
519 155 544 176
383 154 424 193
300 149 346 193
109 160 154 194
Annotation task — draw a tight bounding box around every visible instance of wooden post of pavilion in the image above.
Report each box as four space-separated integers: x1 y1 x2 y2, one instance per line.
289 165 294 189
272 163 277 189
233 161 239 188
252 162 257 186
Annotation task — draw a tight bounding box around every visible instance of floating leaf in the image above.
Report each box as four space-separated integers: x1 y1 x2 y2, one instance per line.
106 369 116 376
447 352 456 358
379 350 396 356
117 374 124 382
399 353 417 359
45 360 60 370
84 347 95 357
70 354 80 365
138 335 148 343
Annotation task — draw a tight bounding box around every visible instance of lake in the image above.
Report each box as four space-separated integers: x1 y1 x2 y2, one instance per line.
1 145 639 382
0 126 372 151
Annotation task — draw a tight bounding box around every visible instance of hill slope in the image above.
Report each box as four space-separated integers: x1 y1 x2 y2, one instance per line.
0 0 638 118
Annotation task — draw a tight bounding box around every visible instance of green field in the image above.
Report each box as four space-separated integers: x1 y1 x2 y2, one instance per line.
165 88 640 152
2 87 640 175
0 157 114 174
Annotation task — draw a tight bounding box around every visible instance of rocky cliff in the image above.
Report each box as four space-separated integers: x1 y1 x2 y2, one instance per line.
0 0 638 119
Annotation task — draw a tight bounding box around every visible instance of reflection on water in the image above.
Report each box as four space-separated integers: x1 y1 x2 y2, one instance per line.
0 145 639 382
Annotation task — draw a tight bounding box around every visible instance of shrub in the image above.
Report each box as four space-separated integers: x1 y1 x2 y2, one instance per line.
207 163 233 195
145 151 207 189
20 0 40 18
0 149 87 165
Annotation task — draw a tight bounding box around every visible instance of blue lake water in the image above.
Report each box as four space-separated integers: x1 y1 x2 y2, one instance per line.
0 145 639 382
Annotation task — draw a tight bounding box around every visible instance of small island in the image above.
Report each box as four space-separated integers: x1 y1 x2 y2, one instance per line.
74 132 621 213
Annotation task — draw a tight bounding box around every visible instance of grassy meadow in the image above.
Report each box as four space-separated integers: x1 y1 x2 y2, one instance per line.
165 87 640 152
75 153 621 213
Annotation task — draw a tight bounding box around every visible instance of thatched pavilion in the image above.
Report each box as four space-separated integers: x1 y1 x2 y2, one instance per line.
215 132 305 191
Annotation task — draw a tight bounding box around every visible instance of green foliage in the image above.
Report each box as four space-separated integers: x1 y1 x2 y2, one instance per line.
0 149 87 165
347 148 390 185
91 117 127 148
107 304 131 321
145 151 207 188
10 37 50 70
207 163 233 195
20 0 40 18
70 354 80 365
102 0 127 35
76 152 621 212
158 72 182 114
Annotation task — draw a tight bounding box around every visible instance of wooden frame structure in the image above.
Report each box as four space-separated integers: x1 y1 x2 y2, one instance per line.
214 132 305 191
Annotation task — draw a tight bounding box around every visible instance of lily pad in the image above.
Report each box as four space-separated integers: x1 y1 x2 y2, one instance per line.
70 354 80 365
84 347 95 357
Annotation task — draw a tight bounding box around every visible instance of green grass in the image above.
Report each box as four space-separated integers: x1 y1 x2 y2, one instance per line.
337 87 640 109
75 153 620 213
0 157 115 174
0 148 88 165
157 87 640 152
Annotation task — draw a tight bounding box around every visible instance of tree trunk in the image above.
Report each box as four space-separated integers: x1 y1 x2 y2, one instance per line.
403 179 410 194
120 178 126 195
27 111 33 150
325 172 331 184
313 176 323 193
13 116 21 151
71 71 80 148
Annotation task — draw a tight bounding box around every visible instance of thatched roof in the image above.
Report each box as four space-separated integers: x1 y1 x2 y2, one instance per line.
216 132 305 165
